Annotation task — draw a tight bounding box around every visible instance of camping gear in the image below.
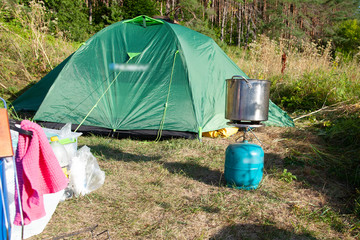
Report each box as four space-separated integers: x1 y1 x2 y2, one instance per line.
1 97 74 239
50 136 70 167
6 159 65 239
14 120 68 225
43 123 82 159
224 76 270 190
8 126 71 239
12 16 294 140
202 127 238 138
226 76 270 124
0 158 11 240
0 97 14 240
224 141 264 189
0 100 14 158
68 146 105 197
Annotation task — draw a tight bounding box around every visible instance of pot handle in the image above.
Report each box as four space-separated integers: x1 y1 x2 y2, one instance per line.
231 75 252 89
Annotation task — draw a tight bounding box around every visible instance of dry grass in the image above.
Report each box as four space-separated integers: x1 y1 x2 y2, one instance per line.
228 35 360 81
225 35 360 113
0 1 77 101
229 36 326 79
29 125 359 240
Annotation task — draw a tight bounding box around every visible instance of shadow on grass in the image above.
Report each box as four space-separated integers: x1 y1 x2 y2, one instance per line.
161 152 284 187
90 144 162 162
88 142 225 186
279 127 360 188
90 142 284 188
90 142 225 186
161 161 225 186
278 108 360 189
264 152 284 169
274 114 360 223
210 223 317 240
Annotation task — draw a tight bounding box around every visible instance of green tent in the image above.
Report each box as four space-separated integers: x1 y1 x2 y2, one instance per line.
13 16 293 139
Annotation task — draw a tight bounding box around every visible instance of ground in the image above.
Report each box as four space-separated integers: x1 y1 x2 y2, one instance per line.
29 124 358 240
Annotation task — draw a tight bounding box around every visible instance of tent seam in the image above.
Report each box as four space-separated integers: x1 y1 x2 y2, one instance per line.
162 22 200 134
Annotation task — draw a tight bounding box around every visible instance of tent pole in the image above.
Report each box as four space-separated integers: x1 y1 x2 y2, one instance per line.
198 127 203 142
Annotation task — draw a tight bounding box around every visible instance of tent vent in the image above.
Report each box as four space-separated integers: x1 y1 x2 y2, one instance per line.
123 15 164 27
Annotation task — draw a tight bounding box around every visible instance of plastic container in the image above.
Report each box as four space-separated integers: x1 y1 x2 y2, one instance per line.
0 159 11 240
59 138 77 159
224 141 264 190
50 136 70 167
43 123 82 159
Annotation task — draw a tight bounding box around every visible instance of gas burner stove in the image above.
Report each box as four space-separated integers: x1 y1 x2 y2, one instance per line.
227 120 264 128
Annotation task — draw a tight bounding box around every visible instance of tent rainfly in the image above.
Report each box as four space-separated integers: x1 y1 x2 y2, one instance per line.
12 16 294 139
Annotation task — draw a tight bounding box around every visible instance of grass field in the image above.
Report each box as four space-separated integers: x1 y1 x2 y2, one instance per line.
31 122 359 239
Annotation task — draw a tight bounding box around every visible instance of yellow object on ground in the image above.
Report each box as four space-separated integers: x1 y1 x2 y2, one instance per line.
202 127 238 138
62 167 69 178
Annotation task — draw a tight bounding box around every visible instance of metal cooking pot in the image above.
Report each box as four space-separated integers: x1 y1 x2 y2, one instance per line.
225 76 270 122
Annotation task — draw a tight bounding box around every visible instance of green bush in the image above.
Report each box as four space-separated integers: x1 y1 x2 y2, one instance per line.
91 1 123 32
318 108 360 187
334 19 360 55
121 0 157 20
270 69 360 113
44 0 91 42
279 169 297 183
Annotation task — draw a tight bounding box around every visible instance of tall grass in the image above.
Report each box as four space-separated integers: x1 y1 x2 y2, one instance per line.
235 36 333 79
0 0 77 101
227 35 360 112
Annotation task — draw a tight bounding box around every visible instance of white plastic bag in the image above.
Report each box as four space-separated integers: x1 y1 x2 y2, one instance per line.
68 146 105 197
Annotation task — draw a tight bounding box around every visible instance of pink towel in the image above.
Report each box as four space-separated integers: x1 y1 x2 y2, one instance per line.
14 120 68 225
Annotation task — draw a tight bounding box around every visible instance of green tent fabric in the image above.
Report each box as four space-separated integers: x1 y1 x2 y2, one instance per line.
13 15 294 137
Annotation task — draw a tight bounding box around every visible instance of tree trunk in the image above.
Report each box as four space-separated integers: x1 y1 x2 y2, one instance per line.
166 0 171 15
203 0 207 20
244 1 249 48
250 3 256 41
174 1 179 21
89 0 92 25
220 0 228 42
210 0 214 28
263 0 267 21
160 1 163 16
218 0 221 26
237 2 242 47
230 7 233 45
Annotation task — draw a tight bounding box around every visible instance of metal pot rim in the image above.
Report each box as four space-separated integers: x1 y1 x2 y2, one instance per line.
226 78 270 83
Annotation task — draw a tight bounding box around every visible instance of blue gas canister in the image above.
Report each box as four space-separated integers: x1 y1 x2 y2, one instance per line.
224 141 264 190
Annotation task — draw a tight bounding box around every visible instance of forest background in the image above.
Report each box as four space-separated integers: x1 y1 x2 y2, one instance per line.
2 0 360 52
